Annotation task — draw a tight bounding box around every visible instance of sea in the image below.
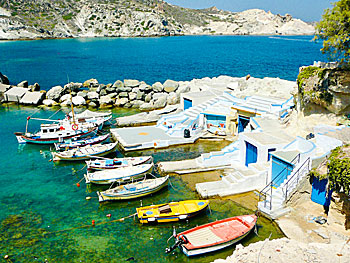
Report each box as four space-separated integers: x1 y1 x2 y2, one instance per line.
0 35 325 262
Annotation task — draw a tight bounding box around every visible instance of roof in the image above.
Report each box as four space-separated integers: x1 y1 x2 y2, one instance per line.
271 150 301 164
244 132 293 146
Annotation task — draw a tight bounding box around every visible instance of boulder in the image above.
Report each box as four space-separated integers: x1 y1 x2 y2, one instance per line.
87 91 99 100
153 96 167 109
83 78 99 88
153 92 168 100
42 99 58 106
99 95 114 105
131 100 144 108
163 79 179 93
17 80 28 88
119 92 129 98
99 89 108 96
139 102 155 111
59 94 71 103
152 82 163 92
139 83 152 92
167 92 179 105
88 101 98 108
20 92 45 105
115 97 129 107
112 80 124 88
176 85 190 94
108 92 118 99
46 86 64 101
65 82 83 92
106 86 116 93
124 79 140 87
145 93 153 103
72 96 86 106
77 91 88 99
4 87 27 102
136 90 144 100
31 83 40 92
0 72 9 85
116 86 132 93
124 102 132 108
129 92 137 101
60 100 71 107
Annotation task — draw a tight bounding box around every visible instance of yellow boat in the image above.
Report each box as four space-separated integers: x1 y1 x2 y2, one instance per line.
136 200 209 224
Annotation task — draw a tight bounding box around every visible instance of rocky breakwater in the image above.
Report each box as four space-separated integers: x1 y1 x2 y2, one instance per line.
298 61 350 115
1 77 191 111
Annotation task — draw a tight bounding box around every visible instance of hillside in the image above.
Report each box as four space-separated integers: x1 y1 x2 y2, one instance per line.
0 0 314 40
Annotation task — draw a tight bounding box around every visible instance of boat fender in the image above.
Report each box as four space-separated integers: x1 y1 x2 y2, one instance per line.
106 214 111 218
27 116 30 120
179 234 188 244
76 183 80 187
72 123 79 131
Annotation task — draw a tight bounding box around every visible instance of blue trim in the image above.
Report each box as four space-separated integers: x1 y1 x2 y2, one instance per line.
204 113 227 117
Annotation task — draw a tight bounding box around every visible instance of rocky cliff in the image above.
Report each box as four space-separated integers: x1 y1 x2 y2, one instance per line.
298 62 350 115
0 0 314 40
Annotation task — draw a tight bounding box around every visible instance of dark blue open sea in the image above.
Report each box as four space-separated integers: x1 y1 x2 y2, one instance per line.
0 36 325 262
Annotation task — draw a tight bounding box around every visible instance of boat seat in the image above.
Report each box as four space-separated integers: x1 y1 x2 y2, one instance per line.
158 204 172 214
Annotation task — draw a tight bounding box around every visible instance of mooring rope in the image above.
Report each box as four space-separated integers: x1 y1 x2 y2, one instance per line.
167 177 179 192
48 108 62 119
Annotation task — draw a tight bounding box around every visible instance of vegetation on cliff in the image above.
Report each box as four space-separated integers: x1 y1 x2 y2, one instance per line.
315 0 350 64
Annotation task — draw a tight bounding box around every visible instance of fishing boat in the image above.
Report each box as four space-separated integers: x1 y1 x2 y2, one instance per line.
52 142 118 162
84 163 154 185
136 200 209 224
14 117 98 144
69 110 112 125
97 175 169 202
86 156 153 171
165 214 258 257
54 133 110 151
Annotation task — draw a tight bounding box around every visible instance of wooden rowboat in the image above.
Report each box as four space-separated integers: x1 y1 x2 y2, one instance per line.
54 134 110 151
136 200 209 224
97 175 169 202
52 142 118 162
166 214 257 256
84 163 154 185
86 156 153 171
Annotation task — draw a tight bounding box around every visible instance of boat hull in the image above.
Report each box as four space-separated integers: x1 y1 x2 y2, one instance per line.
137 200 209 224
54 134 110 151
97 176 168 202
14 128 97 145
181 228 252 256
177 214 257 257
86 156 153 171
85 164 154 185
52 142 117 162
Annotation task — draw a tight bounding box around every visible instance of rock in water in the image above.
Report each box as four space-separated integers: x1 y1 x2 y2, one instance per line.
163 80 179 93
0 72 9 85
46 86 64 101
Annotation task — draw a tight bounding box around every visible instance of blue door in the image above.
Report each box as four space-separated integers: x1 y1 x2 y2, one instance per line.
238 116 250 133
271 156 294 187
184 98 192 110
245 141 257 167
311 177 333 206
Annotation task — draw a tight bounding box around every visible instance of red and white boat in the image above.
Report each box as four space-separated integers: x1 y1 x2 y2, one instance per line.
166 214 257 257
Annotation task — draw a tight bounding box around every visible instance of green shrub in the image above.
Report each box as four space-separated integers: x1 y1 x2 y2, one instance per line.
63 13 74 20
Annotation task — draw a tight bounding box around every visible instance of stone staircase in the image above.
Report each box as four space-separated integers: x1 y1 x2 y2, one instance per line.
258 156 312 219
196 161 269 198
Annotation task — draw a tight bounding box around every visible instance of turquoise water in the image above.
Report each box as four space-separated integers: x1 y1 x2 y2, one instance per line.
0 35 325 89
0 35 324 262
0 106 283 262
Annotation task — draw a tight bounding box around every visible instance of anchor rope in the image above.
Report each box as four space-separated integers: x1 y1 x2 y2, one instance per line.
167 177 179 192
48 108 62 120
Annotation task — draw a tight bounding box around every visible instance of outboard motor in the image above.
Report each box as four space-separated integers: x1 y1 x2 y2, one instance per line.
165 234 188 254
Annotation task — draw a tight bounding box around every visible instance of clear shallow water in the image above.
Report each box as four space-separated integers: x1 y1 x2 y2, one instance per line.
0 35 325 262
0 106 283 262
0 35 325 89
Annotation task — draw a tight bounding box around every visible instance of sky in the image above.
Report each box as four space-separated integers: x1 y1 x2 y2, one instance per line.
165 0 335 22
